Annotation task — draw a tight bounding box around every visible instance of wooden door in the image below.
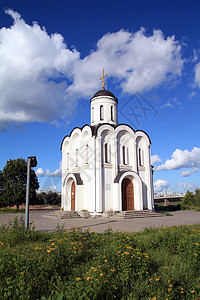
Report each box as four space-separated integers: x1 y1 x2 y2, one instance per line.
122 178 134 210
71 181 75 211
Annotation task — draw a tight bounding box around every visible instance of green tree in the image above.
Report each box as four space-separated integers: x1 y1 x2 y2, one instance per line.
35 191 61 205
0 170 6 208
44 191 61 205
182 191 195 207
2 158 39 209
194 188 200 206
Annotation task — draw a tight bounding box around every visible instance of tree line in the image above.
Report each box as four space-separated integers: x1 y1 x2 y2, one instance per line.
182 189 200 208
0 158 60 209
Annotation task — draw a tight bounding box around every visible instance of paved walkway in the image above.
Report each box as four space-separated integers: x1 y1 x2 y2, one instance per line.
0 210 200 232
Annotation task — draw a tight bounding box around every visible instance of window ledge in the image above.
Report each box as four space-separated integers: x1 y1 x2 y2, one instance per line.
83 164 89 169
119 165 132 171
103 163 113 168
139 166 146 171
72 167 80 172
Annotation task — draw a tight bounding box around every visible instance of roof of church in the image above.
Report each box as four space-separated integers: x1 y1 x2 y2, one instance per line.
60 123 151 150
90 89 118 103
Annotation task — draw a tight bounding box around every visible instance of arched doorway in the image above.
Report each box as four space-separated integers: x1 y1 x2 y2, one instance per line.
122 178 134 210
71 181 75 210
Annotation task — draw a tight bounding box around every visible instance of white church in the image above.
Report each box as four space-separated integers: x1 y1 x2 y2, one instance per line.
61 71 154 213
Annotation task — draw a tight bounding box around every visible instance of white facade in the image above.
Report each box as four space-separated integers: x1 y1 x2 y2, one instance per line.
61 89 154 212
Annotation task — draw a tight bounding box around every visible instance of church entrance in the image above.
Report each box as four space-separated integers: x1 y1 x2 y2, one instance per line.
122 178 134 210
71 181 75 210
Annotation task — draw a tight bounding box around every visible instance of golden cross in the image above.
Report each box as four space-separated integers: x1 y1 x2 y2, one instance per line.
99 68 107 90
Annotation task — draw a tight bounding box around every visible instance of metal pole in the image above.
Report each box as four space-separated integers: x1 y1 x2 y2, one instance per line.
25 158 31 230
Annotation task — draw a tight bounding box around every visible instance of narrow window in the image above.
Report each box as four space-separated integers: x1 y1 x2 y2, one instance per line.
138 148 144 166
67 153 69 170
86 144 88 164
100 105 104 120
123 146 126 165
111 106 114 121
105 143 108 163
76 149 78 167
92 107 94 123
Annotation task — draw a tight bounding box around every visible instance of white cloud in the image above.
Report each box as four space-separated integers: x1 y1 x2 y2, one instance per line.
67 28 183 98
195 62 200 87
178 182 198 192
0 9 184 129
160 102 175 109
48 185 57 191
35 167 45 177
156 147 200 171
0 9 79 130
154 179 169 192
180 167 199 177
151 154 161 164
36 166 62 177
160 97 183 110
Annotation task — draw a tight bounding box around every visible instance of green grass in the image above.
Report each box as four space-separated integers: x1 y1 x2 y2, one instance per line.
0 208 25 214
0 217 200 299
181 205 200 212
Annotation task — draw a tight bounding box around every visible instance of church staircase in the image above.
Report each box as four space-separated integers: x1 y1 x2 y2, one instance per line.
61 211 82 219
116 210 164 219
47 210 82 219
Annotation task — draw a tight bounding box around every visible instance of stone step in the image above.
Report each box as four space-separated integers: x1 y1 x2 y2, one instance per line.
47 210 67 217
117 210 163 219
61 211 82 219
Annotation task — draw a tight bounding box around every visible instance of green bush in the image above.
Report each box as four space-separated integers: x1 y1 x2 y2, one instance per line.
0 218 200 299
155 204 181 211
181 189 200 209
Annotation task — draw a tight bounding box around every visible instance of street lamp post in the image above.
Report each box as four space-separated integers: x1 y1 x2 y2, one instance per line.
25 156 37 230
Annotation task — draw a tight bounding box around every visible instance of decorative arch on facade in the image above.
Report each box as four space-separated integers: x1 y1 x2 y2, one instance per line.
101 129 113 164
97 125 114 165
135 135 149 168
63 173 83 211
116 129 134 167
114 171 143 211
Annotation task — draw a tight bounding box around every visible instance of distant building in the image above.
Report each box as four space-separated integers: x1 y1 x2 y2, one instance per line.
61 73 154 212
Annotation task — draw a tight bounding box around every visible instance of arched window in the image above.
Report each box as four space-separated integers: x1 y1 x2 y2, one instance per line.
86 144 88 164
92 107 94 123
100 105 104 120
138 148 144 166
105 143 108 163
67 152 69 170
122 146 128 165
76 149 78 167
123 146 126 165
111 106 114 121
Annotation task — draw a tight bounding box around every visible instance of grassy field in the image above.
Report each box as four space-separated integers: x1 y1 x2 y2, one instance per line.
0 217 199 299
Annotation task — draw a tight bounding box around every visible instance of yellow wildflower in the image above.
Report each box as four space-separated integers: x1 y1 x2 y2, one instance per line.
87 277 92 280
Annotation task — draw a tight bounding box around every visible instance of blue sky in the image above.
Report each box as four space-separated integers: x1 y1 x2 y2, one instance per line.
0 0 200 193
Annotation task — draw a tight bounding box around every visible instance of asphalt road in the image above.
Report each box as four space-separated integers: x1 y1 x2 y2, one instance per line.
0 210 200 232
